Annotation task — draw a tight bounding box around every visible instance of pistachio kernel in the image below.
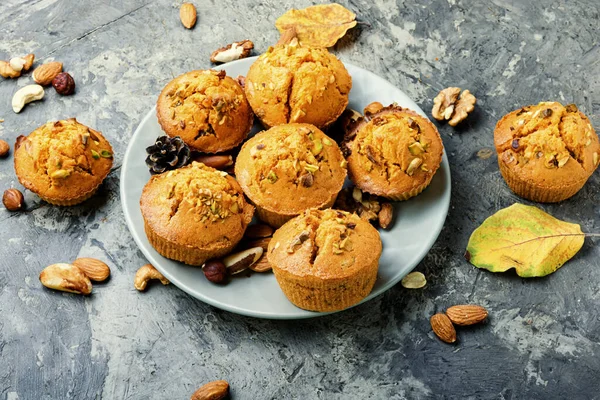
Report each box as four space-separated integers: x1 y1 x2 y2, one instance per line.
51 169 70 179
408 142 424 156
266 170 278 183
311 138 323 156
304 163 319 173
100 150 113 158
91 149 100 159
323 138 332 146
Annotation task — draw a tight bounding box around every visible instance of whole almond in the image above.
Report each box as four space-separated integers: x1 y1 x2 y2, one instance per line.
430 313 456 343
72 258 111 282
378 202 394 229
180 3 197 29
249 255 271 273
245 223 274 239
194 154 233 170
40 263 92 295
446 304 488 326
240 237 271 252
33 62 63 86
191 380 229 400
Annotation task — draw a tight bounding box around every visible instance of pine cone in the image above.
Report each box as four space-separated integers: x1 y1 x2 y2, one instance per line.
145 136 191 174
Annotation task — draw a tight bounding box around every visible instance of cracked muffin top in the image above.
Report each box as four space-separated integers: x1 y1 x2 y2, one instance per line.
494 101 599 185
268 208 381 280
244 41 351 129
234 123 347 217
344 104 444 200
14 118 113 204
140 162 254 249
156 69 253 153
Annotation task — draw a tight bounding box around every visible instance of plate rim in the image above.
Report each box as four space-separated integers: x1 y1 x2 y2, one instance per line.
120 57 451 319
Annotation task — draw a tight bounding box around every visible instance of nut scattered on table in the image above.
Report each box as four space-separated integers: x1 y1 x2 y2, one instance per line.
203 259 228 283
223 247 263 275
190 380 229 400
39 263 93 295
52 72 75 95
0 61 20 78
72 258 111 282
0 139 10 157
0 54 34 78
401 271 427 289
134 263 170 291
12 84 44 113
180 3 197 29
432 87 476 126
33 61 63 86
3 188 24 211
430 313 457 344
210 40 254 64
445 304 488 326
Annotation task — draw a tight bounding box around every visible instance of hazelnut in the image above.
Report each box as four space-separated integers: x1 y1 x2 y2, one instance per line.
0 140 9 157
52 72 75 95
202 260 227 283
3 188 24 211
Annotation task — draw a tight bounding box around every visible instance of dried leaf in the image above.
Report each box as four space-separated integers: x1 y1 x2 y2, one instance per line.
275 4 357 48
401 272 427 289
466 204 584 277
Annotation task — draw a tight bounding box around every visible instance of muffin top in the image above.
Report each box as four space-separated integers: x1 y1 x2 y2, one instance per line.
234 123 347 216
14 118 113 201
245 41 351 129
156 69 253 153
494 102 599 184
344 104 444 197
268 209 381 279
141 162 254 248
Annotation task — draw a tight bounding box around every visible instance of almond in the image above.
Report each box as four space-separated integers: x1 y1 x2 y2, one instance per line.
72 258 111 282
190 380 229 400
245 223 274 239
180 3 197 29
39 263 92 295
33 62 63 86
240 237 271 252
430 313 456 343
249 255 272 273
446 304 488 326
194 154 233 170
378 202 393 229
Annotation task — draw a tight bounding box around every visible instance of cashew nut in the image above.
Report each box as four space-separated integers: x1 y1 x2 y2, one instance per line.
12 84 44 113
134 263 170 291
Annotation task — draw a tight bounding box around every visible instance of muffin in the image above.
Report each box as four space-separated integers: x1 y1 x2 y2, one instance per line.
234 123 347 227
244 40 351 129
14 118 113 206
140 162 254 266
494 102 600 202
268 208 382 312
156 69 253 153
343 103 444 200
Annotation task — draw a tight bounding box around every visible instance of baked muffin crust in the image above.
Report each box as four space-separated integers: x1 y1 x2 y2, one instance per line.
245 42 351 129
14 118 113 205
494 101 599 202
235 123 346 226
140 162 254 265
345 104 444 200
156 70 253 153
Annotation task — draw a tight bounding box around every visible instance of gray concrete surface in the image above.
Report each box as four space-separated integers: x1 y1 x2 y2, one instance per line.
0 0 599 399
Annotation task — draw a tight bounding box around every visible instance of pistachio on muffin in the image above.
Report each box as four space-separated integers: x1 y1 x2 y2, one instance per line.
156 69 253 154
343 103 444 201
244 41 351 129
234 123 347 227
14 118 113 206
268 208 382 312
494 101 599 202
140 162 254 266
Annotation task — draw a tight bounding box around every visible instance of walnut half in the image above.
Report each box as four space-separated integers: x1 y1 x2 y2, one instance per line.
432 87 476 126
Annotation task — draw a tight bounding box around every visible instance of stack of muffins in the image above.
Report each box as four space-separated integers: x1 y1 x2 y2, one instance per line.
138 38 448 313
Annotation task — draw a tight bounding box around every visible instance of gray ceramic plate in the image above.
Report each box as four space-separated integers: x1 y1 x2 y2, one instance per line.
120 57 451 319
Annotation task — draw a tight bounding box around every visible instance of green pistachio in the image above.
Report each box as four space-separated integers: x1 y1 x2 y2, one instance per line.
91 150 100 160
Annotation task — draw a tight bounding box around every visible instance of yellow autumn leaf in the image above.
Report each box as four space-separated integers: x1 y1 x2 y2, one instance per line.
465 203 584 277
275 4 357 48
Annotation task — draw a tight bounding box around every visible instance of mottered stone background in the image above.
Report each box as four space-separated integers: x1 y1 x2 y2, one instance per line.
1 0 599 398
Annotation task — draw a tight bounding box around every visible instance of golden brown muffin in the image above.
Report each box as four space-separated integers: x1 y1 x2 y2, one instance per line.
244 41 351 129
14 118 113 206
268 208 382 312
344 103 444 200
156 70 253 153
494 102 599 202
140 162 254 266
234 123 347 227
